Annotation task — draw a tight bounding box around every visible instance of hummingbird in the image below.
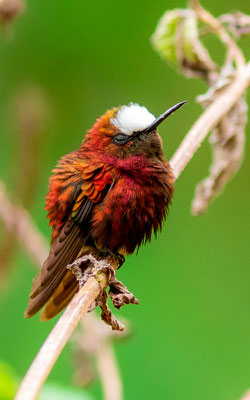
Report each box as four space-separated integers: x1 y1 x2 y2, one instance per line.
24 101 185 321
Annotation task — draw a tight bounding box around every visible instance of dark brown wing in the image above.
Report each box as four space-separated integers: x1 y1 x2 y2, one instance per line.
24 163 114 319
24 199 93 318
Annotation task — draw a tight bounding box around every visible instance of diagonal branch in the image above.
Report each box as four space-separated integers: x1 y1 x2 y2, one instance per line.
0 182 48 267
74 313 125 400
242 391 250 400
16 276 106 400
170 62 250 179
188 0 245 68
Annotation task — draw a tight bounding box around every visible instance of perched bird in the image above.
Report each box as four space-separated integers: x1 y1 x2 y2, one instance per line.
25 101 185 321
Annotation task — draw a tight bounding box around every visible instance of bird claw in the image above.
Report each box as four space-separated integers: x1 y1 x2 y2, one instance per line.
67 254 111 289
67 259 92 289
99 248 125 269
115 253 125 269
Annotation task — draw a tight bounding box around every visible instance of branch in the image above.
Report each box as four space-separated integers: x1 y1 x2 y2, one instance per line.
0 182 48 267
96 342 122 400
16 276 107 400
0 86 49 278
170 62 250 179
73 313 125 400
188 0 245 68
242 391 250 400
0 0 25 24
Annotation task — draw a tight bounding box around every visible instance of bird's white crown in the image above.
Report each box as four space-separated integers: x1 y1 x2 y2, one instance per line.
111 103 155 135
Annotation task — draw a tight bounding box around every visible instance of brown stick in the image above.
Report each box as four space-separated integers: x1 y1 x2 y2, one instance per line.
0 182 48 266
75 313 124 400
188 0 245 68
170 62 250 179
96 342 123 400
15 275 107 400
242 391 250 400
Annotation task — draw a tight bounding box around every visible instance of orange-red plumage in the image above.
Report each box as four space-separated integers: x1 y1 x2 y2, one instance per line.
25 102 185 321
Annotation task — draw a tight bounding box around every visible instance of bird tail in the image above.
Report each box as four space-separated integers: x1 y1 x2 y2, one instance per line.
24 219 89 319
39 269 78 321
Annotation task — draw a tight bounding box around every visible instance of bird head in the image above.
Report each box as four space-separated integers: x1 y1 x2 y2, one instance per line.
82 101 186 160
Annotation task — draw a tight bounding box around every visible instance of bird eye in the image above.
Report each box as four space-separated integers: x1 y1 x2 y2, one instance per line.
113 133 129 145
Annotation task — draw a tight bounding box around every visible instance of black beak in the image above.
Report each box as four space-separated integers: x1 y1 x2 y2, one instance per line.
142 101 186 134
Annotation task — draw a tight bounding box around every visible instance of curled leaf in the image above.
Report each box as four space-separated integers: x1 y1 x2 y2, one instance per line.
97 290 125 331
220 11 250 39
109 276 139 310
152 9 217 80
192 95 247 215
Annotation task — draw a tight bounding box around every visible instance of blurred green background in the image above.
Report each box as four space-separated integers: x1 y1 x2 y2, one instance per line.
0 0 249 399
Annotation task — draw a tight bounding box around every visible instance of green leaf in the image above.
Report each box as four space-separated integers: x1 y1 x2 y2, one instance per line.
152 9 216 80
151 10 181 63
0 361 18 400
39 383 93 400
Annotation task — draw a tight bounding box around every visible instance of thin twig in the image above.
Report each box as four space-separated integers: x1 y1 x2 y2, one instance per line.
188 0 245 68
241 391 250 400
15 275 107 400
75 313 124 400
170 62 250 179
0 0 25 24
96 342 122 400
0 182 48 266
14 59 250 400
0 86 49 277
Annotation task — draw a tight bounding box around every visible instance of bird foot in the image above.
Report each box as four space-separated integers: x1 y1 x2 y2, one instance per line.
67 259 91 289
67 254 111 290
99 248 125 269
67 254 139 331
